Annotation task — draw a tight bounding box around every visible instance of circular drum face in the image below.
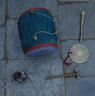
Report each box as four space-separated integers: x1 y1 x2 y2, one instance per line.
69 44 89 64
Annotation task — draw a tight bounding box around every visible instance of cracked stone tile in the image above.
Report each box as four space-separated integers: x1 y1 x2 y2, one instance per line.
0 27 5 59
8 0 57 18
51 58 63 75
0 0 5 25
7 19 27 59
7 19 60 59
66 77 95 96
59 4 95 40
6 59 64 96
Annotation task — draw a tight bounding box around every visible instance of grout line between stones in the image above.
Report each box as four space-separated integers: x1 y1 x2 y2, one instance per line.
0 58 62 60
61 36 95 41
7 14 58 20
0 24 5 27
4 0 8 63
57 1 67 96
3 0 8 96
57 1 95 6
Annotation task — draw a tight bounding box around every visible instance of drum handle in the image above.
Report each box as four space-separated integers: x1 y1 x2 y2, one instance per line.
33 31 58 41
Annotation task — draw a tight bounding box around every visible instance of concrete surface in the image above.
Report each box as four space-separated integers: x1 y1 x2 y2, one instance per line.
0 27 5 59
8 0 57 18
59 3 95 39
0 0 5 25
6 59 64 96
0 0 95 96
0 61 6 96
66 77 95 96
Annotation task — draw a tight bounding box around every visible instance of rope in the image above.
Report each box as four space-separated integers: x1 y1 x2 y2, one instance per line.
30 10 57 42
31 11 54 22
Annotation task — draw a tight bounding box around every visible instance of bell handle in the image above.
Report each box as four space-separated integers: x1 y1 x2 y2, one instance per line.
79 11 85 43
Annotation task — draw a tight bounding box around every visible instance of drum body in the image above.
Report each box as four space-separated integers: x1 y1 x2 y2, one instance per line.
18 8 58 56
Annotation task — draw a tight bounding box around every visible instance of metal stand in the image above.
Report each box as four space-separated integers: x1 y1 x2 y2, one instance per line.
46 70 80 80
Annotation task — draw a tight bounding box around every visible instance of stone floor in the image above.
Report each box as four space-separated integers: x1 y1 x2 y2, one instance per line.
0 0 95 96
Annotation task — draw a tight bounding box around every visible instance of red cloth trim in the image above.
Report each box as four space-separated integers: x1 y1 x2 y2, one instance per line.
20 8 49 17
63 56 72 67
24 44 58 53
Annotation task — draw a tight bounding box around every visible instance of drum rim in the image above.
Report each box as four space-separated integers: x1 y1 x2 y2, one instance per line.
24 43 58 53
20 8 49 17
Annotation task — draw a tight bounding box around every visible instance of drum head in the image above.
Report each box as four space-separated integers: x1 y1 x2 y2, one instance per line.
69 44 89 64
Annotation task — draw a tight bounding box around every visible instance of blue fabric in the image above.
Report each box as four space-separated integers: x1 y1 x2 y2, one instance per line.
26 46 58 57
18 9 57 56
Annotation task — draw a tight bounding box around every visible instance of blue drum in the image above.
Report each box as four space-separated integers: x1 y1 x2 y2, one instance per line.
18 8 58 56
